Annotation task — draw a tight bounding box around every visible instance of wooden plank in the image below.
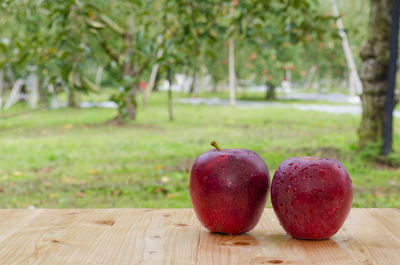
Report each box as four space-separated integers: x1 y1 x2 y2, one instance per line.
368 208 400 240
139 209 201 265
257 210 356 265
0 209 82 264
336 208 400 265
0 209 44 244
0 209 120 264
197 209 357 265
84 209 201 265
0 209 398 265
82 209 153 264
35 209 121 265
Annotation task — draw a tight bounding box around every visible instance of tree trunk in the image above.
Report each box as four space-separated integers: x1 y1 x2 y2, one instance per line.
125 86 138 120
68 88 80 108
153 71 160 92
228 37 236 105
38 77 48 105
167 68 174 121
359 0 392 147
189 70 197 94
266 82 276 100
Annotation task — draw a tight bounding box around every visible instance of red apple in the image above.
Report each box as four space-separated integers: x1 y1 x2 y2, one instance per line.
271 157 353 240
190 141 270 235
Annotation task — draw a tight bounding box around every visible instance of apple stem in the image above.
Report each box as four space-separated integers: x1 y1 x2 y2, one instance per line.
211 141 222 151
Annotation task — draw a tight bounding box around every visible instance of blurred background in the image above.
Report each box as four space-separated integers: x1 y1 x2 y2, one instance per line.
0 0 398 208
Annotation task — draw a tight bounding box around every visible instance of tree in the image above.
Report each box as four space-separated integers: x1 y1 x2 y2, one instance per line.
0 0 101 109
155 0 219 116
0 0 55 106
45 0 100 108
230 0 333 99
358 0 393 147
144 0 221 104
87 1 158 121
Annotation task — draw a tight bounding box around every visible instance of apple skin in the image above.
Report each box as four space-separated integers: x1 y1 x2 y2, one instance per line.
271 157 353 240
190 148 270 235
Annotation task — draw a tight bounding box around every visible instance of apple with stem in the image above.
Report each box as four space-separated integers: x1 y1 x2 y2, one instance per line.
190 141 270 235
271 157 353 240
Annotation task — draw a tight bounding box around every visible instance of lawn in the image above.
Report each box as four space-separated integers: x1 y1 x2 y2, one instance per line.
0 91 399 208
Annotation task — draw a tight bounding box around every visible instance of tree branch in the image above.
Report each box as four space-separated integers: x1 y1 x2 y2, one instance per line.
131 58 151 77
98 31 120 62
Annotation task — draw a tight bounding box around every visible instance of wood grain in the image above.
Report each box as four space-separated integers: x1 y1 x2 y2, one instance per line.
0 209 398 264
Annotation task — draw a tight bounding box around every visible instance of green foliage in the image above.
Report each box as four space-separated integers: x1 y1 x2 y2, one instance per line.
0 0 370 114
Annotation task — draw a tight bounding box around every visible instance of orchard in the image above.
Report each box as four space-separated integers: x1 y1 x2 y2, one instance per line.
0 0 398 210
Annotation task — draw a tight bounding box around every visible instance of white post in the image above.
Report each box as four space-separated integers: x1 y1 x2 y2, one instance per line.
4 79 24 110
331 0 363 95
26 73 39 108
95 65 104 86
305 65 317 90
48 83 59 109
286 69 292 92
143 49 164 106
228 37 236 105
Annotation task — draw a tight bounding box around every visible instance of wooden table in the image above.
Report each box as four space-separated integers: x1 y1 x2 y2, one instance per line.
0 208 399 264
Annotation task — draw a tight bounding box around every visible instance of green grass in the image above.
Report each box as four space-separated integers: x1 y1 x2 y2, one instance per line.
0 91 399 208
